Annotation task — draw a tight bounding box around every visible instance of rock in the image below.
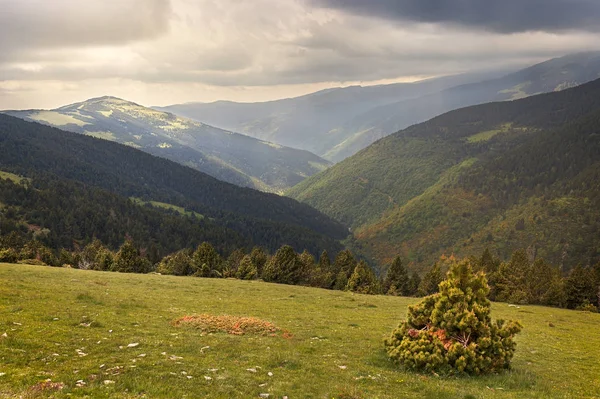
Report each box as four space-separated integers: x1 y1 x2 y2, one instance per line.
127 343 139 348
259 394 269 398
267 372 273 377
103 380 115 385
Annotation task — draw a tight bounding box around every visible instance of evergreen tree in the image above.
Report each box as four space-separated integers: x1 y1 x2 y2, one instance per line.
112 239 151 273
385 259 522 374
494 249 530 304
346 261 381 295
310 250 335 288
332 249 357 289
418 262 443 296
236 255 258 280
383 256 410 296
406 272 421 297
565 265 597 310
262 245 303 285
192 242 223 278
249 246 268 276
157 249 193 276
298 249 316 284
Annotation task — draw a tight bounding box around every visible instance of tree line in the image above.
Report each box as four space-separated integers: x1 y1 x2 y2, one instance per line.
1 232 598 312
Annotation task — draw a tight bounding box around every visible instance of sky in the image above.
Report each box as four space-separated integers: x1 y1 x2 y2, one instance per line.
1 0 600 109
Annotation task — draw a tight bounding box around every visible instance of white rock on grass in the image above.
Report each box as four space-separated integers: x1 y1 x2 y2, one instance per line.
127 343 139 348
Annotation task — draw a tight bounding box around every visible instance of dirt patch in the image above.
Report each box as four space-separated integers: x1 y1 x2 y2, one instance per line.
173 314 290 337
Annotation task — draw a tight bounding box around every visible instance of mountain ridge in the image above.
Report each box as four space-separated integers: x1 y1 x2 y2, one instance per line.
2 97 330 193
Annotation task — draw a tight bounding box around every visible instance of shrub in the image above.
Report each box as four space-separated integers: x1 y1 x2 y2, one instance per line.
384 259 522 374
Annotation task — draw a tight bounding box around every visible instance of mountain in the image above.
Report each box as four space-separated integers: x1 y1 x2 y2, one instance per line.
0 114 347 257
288 78 600 272
2 97 330 193
160 52 600 162
324 52 600 161
156 71 502 158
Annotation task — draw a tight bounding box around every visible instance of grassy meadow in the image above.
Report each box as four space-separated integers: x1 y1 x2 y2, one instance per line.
1 263 599 398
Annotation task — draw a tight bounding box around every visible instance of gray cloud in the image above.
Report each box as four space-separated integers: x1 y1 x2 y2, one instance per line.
0 0 172 52
312 0 600 33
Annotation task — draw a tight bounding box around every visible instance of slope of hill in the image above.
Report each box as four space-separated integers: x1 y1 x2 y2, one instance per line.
160 53 600 162
324 52 600 162
0 114 347 256
2 263 599 398
288 78 600 271
3 97 330 193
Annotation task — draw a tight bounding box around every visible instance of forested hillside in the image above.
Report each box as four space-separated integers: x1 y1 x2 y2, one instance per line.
3 97 330 193
288 78 600 271
0 114 347 257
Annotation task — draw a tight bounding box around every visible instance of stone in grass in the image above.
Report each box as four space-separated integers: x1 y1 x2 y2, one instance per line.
127 343 139 348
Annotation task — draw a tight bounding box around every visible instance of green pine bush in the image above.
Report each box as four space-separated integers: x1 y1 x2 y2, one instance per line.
384 259 522 374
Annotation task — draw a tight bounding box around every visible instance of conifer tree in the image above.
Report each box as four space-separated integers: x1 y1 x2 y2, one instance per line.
418 262 443 296
494 249 530 304
332 249 357 289
112 239 151 273
407 272 421 297
249 246 268 276
565 265 597 310
157 249 193 276
236 254 258 280
383 256 410 296
385 259 522 374
299 250 316 284
262 245 303 285
192 242 223 278
346 261 381 295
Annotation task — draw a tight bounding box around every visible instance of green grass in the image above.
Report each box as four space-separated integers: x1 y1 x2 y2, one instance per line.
0 170 28 184
1 264 599 398
130 198 203 219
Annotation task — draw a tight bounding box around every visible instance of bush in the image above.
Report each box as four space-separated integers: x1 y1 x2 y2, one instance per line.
384 259 522 374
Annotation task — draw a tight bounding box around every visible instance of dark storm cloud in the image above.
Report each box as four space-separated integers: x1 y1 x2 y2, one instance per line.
312 0 600 33
0 0 172 52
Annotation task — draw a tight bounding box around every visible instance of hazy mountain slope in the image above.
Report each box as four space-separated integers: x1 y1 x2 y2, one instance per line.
3 97 330 193
288 78 600 270
325 52 600 161
157 71 500 156
0 114 347 255
160 53 600 163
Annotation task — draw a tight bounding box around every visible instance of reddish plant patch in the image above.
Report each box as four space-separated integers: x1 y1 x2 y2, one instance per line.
173 314 291 337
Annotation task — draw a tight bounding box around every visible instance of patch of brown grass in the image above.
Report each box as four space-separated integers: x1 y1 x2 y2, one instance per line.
173 314 289 336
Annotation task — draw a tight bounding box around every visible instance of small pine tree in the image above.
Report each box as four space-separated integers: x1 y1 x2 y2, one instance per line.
495 250 530 304
383 256 410 296
249 247 268 276
346 261 381 295
565 265 597 310
406 272 421 297
192 242 223 278
418 262 443 296
157 250 193 276
332 250 357 289
262 245 303 285
236 255 258 280
112 239 151 274
385 259 522 374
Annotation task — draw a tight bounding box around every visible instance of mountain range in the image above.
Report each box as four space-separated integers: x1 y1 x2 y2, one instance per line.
3 97 330 193
288 77 600 272
160 52 600 162
0 114 347 257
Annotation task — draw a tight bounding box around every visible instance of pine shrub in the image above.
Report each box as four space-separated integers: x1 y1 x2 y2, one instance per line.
384 259 522 374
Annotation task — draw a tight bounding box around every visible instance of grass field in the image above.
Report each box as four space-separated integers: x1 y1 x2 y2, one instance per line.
1 263 599 398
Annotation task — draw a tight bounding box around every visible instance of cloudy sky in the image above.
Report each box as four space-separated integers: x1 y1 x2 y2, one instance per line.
1 0 599 109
